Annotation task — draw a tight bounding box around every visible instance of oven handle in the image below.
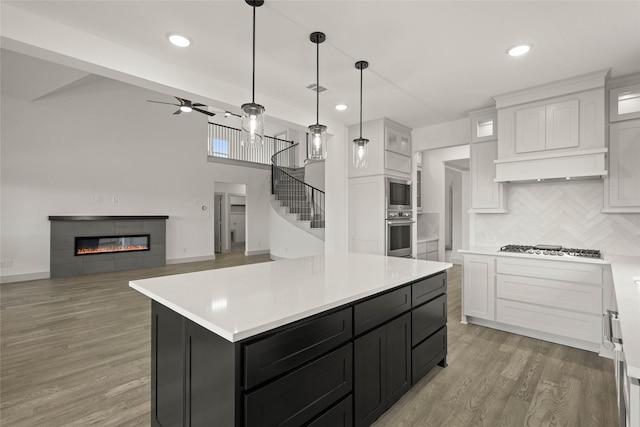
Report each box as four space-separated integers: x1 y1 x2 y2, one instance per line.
386 220 415 225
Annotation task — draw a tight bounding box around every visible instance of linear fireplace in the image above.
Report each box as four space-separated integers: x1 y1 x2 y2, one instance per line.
49 215 168 278
75 234 150 256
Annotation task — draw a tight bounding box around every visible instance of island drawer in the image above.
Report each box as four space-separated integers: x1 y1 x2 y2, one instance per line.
412 294 447 345
306 395 353 427
412 326 447 384
412 272 446 307
354 286 411 335
244 343 353 427
243 307 352 389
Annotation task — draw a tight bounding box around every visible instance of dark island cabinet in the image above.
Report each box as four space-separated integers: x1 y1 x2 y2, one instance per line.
150 270 448 427
354 312 411 427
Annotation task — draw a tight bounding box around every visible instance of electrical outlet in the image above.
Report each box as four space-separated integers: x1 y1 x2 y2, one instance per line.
112 196 118 203
1 260 13 268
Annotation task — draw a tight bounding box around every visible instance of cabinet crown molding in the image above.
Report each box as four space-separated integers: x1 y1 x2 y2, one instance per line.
493 69 610 109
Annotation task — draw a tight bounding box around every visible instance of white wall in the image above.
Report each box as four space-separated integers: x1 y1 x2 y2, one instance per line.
413 118 471 151
269 203 324 260
0 78 271 281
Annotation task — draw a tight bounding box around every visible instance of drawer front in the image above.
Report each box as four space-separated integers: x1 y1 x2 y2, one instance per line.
496 299 602 344
412 272 446 307
496 257 603 285
306 395 353 427
412 326 447 384
497 274 602 314
244 308 352 389
354 286 410 335
412 294 447 345
245 343 353 427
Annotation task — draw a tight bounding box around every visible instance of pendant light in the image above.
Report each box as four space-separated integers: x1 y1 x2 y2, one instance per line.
353 60 369 168
308 32 327 160
241 0 265 146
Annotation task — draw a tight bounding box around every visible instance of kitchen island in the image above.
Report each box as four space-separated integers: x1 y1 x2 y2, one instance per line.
130 253 452 427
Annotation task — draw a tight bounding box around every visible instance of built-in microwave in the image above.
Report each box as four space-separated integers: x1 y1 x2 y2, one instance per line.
386 177 412 211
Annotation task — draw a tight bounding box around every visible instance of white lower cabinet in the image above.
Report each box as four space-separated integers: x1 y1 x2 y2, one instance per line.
463 253 605 352
462 255 495 321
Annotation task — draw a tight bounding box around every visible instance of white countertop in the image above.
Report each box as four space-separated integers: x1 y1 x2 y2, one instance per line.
130 253 452 343
417 236 438 243
458 246 608 265
459 246 640 379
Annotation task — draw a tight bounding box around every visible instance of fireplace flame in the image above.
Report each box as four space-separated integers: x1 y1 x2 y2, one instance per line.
76 244 148 255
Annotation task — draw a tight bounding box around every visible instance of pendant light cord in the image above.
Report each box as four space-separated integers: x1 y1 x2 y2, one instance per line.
316 39 320 125
359 67 363 139
252 5 256 103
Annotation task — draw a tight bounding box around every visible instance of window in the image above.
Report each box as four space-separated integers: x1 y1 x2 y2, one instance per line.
212 138 229 158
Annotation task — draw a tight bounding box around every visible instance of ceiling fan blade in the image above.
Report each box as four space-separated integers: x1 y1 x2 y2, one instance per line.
173 109 182 115
147 100 179 106
193 107 216 117
174 96 186 105
192 103 206 107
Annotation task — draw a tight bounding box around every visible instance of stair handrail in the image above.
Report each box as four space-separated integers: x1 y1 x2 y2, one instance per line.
271 144 325 229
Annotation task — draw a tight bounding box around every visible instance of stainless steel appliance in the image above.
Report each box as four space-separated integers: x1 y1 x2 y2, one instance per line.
386 210 413 257
498 244 602 259
386 177 412 211
605 309 628 427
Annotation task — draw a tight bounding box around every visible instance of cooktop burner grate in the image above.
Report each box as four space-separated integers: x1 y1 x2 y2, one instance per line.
499 244 602 258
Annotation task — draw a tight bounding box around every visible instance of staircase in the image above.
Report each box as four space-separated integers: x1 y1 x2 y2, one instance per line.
271 145 325 240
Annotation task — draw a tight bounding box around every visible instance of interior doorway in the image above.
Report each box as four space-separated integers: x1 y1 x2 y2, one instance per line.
443 159 469 264
213 182 247 254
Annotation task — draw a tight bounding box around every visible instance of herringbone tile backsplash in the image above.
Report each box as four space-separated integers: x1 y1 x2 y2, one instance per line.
474 180 640 257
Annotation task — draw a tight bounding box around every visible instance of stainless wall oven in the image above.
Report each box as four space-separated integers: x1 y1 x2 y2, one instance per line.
386 210 413 257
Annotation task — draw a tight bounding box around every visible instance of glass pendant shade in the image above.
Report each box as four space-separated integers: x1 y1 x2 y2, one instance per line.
353 137 369 169
308 124 327 160
240 102 265 146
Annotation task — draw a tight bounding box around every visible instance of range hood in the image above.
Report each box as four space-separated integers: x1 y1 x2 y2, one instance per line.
494 148 607 182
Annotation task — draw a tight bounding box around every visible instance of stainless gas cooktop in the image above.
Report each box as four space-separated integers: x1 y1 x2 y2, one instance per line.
499 244 602 259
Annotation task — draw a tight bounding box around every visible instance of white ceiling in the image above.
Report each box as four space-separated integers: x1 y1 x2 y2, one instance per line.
2 1 640 130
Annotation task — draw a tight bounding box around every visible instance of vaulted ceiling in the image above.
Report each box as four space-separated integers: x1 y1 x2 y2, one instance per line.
2 1 640 130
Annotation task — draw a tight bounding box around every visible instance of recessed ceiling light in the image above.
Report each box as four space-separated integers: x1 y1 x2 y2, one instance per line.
335 104 348 111
168 33 191 47
507 44 531 57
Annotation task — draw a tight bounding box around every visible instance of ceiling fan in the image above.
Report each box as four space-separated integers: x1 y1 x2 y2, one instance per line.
147 96 215 117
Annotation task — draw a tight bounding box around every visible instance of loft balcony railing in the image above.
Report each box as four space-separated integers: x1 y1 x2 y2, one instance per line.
271 144 325 229
208 123 294 166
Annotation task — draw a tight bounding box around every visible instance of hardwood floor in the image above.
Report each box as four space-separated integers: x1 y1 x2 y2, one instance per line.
1 257 617 426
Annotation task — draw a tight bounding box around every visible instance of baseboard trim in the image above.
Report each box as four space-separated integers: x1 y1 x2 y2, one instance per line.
245 249 270 256
1 271 50 284
166 255 215 265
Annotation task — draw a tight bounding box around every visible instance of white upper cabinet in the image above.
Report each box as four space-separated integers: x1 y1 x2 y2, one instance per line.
468 108 507 213
515 106 546 153
348 118 412 179
471 110 497 143
385 126 411 156
604 75 640 213
545 99 580 150
610 83 640 122
493 70 609 182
